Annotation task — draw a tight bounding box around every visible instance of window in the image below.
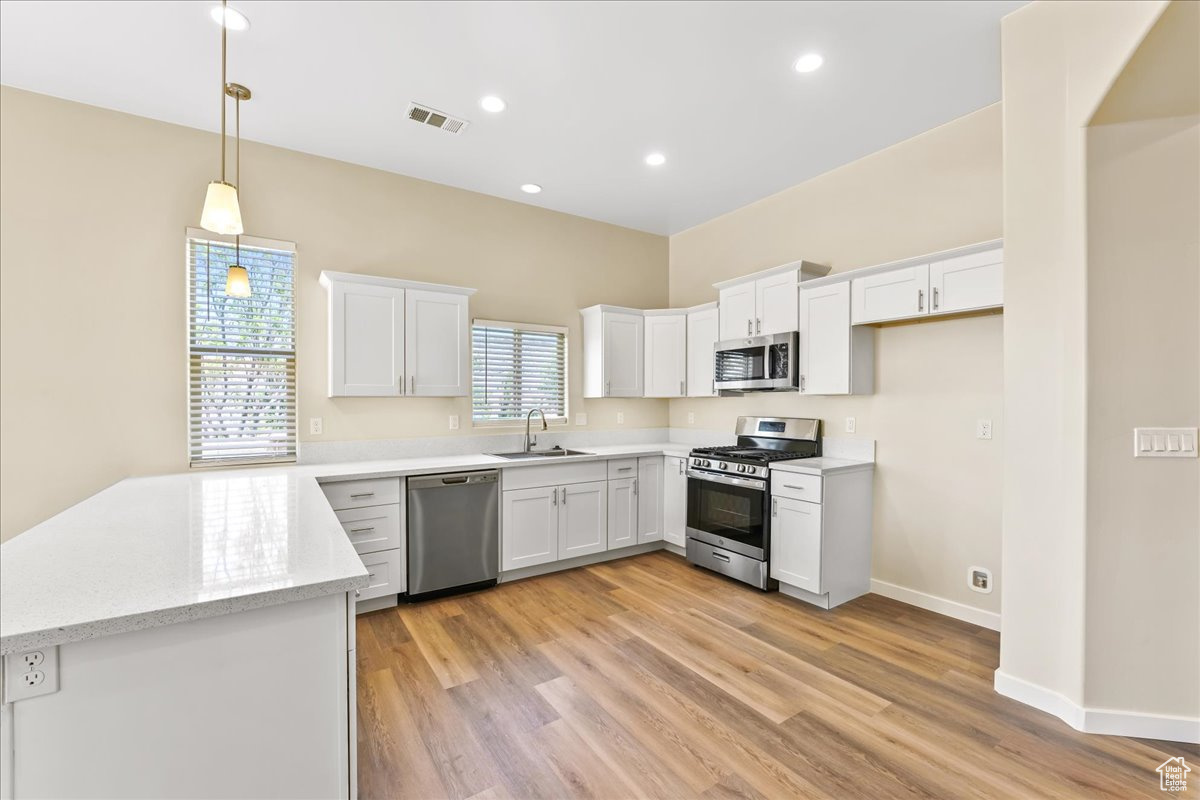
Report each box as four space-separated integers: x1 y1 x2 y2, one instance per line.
472 320 567 425
187 229 296 466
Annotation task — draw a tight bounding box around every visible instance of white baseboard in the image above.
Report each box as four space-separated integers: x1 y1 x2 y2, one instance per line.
870 579 1001 631
995 671 1200 744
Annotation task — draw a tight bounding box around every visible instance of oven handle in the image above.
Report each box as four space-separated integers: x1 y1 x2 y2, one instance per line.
686 469 767 492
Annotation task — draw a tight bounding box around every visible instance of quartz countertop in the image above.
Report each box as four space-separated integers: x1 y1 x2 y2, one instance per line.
769 456 875 476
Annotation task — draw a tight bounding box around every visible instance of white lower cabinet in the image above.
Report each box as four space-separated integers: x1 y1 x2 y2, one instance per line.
636 456 664 543
320 476 406 611
770 497 822 593
663 456 688 547
607 476 638 549
501 486 560 570
559 481 608 559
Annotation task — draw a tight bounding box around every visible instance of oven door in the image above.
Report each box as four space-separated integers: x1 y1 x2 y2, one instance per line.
713 333 798 392
686 470 769 559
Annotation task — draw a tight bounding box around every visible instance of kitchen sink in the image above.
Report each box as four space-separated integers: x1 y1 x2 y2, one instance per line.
488 447 592 460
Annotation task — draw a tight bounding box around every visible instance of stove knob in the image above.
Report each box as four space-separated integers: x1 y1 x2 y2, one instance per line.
737 464 747 473
718 462 728 470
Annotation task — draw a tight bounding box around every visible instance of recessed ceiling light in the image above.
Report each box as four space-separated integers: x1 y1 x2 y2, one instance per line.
480 95 507 113
520 184 542 194
210 5 250 31
793 53 824 73
644 152 666 167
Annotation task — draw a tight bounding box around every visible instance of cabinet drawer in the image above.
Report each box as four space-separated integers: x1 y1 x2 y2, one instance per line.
357 548 404 602
336 505 402 556
771 472 822 502
321 477 401 511
502 461 607 491
607 458 639 479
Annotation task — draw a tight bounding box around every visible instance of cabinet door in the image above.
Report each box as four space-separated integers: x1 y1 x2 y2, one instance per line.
755 270 799 336
636 456 664 543
328 281 404 397
559 481 608 559
501 486 558 571
607 477 637 549
770 496 823 593
603 312 644 397
798 281 851 395
663 456 688 547
929 248 1003 314
405 289 469 397
686 306 719 397
850 264 930 324
718 282 756 340
644 314 687 397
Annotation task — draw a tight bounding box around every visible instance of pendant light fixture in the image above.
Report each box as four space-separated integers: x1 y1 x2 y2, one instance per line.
200 0 244 235
225 81 252 297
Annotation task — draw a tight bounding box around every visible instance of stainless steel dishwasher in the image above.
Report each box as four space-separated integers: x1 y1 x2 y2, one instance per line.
406 470 500 601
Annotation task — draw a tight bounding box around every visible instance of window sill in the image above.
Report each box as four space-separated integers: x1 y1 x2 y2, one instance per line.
472 418 569 429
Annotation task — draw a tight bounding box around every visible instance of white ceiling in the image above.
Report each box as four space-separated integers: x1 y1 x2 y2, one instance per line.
0 0 1025 235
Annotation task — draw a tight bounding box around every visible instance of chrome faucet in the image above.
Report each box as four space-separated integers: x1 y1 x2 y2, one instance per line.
524 408 548 453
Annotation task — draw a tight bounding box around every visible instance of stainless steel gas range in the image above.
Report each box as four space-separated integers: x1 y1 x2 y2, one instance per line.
686 416 821 590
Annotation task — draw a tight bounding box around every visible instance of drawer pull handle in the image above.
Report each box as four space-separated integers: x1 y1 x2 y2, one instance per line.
349 527 375 534
712 551 731 563
783 484 807 491
368 572 377 579
617 466 633 472
349 492 375 499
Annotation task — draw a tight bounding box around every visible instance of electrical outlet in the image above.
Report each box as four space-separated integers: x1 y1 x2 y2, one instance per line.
845 417 856 434
617 411 625 425
309 418 323 435
5 646 58 702
448 415 459 431
969 566 993 594
575 412 588 426
976 419 993 440
687 412 695 425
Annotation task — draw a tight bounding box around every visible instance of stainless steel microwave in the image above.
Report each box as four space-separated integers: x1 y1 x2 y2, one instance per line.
713 332 799 393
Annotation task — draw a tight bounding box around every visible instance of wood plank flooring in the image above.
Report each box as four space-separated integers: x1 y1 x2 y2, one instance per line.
356 551 1195 799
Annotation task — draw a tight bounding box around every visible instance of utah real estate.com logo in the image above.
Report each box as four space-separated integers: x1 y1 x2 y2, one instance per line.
1157 757 1191 792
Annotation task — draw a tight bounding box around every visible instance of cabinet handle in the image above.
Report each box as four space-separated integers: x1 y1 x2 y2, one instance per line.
800 374 805 392
772 498 778 517
918 289 925 313
680 380 685 396
783 484 807 491
561 487 567 505
678 459 684 476
756 318 761 335
606 380 611 396
633 478 638 495
367 572 376 579
409 375 414 394
348 527 375 534
932 287 939 311
552 488 557 506
746 319 752 336
617 466 633 472
349 492 375 499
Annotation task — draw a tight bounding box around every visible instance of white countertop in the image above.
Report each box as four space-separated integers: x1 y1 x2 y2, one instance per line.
769 456 875 476
0 440 865 654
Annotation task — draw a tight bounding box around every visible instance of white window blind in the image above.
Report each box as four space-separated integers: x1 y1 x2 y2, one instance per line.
187 230 296 466
472 320 568 424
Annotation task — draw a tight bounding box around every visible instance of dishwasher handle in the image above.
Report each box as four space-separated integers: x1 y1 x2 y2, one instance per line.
408 470 499 491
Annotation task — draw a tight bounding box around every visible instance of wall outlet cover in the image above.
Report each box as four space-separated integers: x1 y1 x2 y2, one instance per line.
575 412 588 426
309 418 323 436
4 646 58 702
845 417 856 434
976 419 993 440
968 566 993 594
617 412 625 425
687 412 695 425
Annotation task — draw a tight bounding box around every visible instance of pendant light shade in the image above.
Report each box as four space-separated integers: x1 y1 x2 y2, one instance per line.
201 180 243 235
225 264 251 297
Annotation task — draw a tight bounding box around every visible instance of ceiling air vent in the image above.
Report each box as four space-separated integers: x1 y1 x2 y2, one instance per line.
406 102 470 135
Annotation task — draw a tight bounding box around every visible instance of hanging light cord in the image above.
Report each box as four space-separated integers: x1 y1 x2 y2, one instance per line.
220 0 227 183
234 86 241 267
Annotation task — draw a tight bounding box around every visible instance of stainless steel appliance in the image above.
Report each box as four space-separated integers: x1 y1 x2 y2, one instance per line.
713 332 799 394
686 416 820 590
407 470 500 601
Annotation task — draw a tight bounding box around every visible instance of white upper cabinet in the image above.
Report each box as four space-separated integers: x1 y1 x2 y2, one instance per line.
929 247 1004 314
686 303 719 397
324 278 404 397
643 312 687 398
798 281 873 396
320 272 475 398
636 456 664 544
405 289 470 396
581 306 644 398
851 264 930 325
663 456 688 547
755 270 800 336
718 281 757 339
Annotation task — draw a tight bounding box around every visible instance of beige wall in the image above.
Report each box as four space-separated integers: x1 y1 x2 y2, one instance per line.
669 105 1004 616
0 87 669 541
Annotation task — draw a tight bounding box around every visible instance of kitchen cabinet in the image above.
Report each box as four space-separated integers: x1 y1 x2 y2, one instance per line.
559 480 608 559
851 264 929 324
405 289 470 396
718 269 797 339
501 486 559 570
797 281 873 395
686 302 719 397
770 496 823 593
929 247 1003 313
643 311 687 397
320 271 475 398
580 305 644 398
718 281 758 339
321 476 406 611
663 456 688 547
607 476 638 549
636 456 664 543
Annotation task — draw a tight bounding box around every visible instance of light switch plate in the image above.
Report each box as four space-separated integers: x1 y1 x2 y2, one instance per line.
1133 427 1197 458
845 417 856 434
448 415 459 431
575 412 588 426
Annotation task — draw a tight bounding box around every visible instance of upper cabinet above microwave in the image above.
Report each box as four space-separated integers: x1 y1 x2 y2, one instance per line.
851 244 1003 325
320 271 475 398
715 260 831 340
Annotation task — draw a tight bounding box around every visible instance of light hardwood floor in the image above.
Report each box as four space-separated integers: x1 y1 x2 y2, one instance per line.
356 551 1195 799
